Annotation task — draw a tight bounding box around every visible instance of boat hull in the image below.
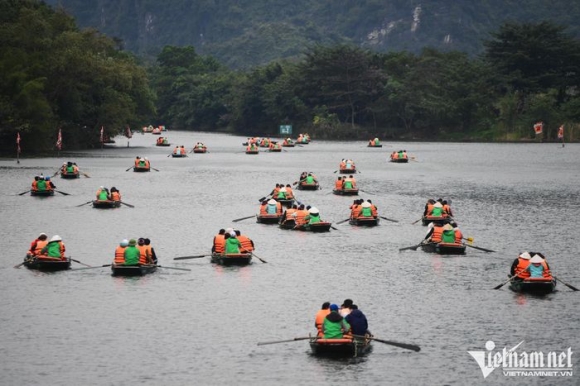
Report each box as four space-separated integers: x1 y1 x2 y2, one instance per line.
282 143 295 147
390 158 409 163
171 153 187 157
111 264 157 277
421 215 452 226
256 214 281 224
211 253 252 266
92 200 121 209
368 144 383 148
279 219 296 230
297 183 319 191
193 148 207 153
293 222 332 232
246 150 259 154
133 166 150 172
30 190 54 196
268 148 282 152
60 171 80 179
421 242 466 255
339 169 356 174
156 143 171 147
333 188 359 196
309 337 371 357
349 217 379 226
510 278 556 295
24 256 71 271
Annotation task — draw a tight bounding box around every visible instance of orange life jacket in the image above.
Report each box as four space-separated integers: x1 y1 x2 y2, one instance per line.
431 226 443 243
540 261 552 279
294 209 308 225
137 245 150 264
335 180 342 189
285 208 297 220
31 239 48 255
259 204 268 215
276 202 283 215
315 309 331 336
352 205 361 218
111 192 121 201
214 234 225 254
454 229 463 243
180 148 186 155
443 204 452 215
134 159 140 166
285 187 294 199
371 205 378 217
426 203 434 214
114 246 126 264
237 235 254 252
31 181 38 190
515 258 531 278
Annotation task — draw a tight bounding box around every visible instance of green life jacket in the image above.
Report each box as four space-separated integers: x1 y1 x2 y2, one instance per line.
375 139 380 145
398 151 404 159
306 176 314 184
442 230 456 243
123 246 140 265
308 214 321 224
225 238 241 254
36 180 47 191
44 241 62 258
361 207 372 217
66 165 74 173
138 160 146 166
98 190 109 200
322 313 350 339
431 207 443 217
344 181 353 189
277 191 287 199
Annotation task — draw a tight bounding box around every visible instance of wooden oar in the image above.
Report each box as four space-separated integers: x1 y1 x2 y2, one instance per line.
55 190 70 196
359 189 374 195
14 260 30 269
330 225 340 231
465 244 495 253
70 258 92 267
125 166 133 172
379 216 399 223
76 201 93 207
257 336 310 346
18 190 30 196
554 276 579 291
153 265 191 271
411 218 422 225
258 195 271 202
51 169 61 177
248 251 267 263
151 167 160 172
120 201 135 208
81 172 91 178
336 218 351 225
352 334 420 352
173 255 210 260
493 275 516 290
399 243 422 252
71 264 112 271
232 215 255 223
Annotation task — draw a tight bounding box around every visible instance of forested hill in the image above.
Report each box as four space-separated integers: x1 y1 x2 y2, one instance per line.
46 0 580 69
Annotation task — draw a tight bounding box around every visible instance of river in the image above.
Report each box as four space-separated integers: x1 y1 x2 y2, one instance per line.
1 132 578 385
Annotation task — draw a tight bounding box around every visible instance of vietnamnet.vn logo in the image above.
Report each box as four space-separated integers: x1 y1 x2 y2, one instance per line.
468 341 573 378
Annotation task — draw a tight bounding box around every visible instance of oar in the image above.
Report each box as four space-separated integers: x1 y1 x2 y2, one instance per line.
18 190 30 196
76 201 93 207
173 255 210 260
465 244 495 253
330 225 340 231
399 243 422 252
336 218 351 225
258 195 271 202
232 215 255 223
125 166 133 172
120 201 134 208
71 264 112 271
411 218 422 225
352 335 420 352
153 265 191 271
379 216 399 223
493 275 517 290
55 190 70 196
257 337 311 346
70 258 92 267
14 260 30 269
250 252 267 263
554 276 579 291
51 169 61 177
151 167 160 172
359 189 374 195
81 172 91 178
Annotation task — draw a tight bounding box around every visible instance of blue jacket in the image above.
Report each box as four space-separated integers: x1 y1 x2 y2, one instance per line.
345 309 368 336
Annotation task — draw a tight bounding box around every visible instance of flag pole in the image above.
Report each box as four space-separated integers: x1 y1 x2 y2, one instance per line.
16 132 20 164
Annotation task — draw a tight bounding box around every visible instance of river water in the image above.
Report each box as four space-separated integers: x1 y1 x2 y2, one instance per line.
0 132 578 386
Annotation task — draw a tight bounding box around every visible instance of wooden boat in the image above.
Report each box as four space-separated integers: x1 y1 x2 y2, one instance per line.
279 218 296 230
268 147 282 152
156 142 171 147
293 222 332 232
420 241 466 255
246 149 259 155
390 157 409 163
297 181 320 191
333 188 359 196
274 197 294 208
60 170 80 179
192 147 207 153
92 199 121 209
133 165 150 172
367 144 383 148
421 215 452 226
111 264 157 277
23 256 71 271
211 252 252 266
509 277 557 295
282 142 295 147
339 168 356 174
349 217 379 227
256 214 281 224
171 153 188 157
30 189 54 197
309 336 372 357
151 129 162 135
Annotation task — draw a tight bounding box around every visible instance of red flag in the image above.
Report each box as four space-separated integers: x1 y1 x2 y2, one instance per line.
16 132 21 154
533 122 543 135
56 128 62 150
125 126 133 139
100 126 104 143
558 125 564 139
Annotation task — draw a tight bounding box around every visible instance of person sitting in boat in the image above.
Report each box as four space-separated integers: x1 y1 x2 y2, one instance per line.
345 304 370 337
44 176 56 191
450 222 463 243
235 230 255 253
110 187 121 201
277 187 288 200
424 222 444 243
339 159 346 170
292 204 309 226
224 232 242 254
212 229 226 254
322 304 351 339
429 202 444 217
134 156 141 167
195 142 205 149
114 239 129 265
269 141 281 150
302 173 317 185
339 299 353 317
358 201 374 218
366 200 378 217
304 207 322 228
442 200 453 217
156 137 163 145
423 199 435 216
143 238 157 264
180 145 186 155
27 233 48 258
315 302 331 337
350 199 362 219
283 138 293 146
441 223 456 243
123 239 140 265
246 142 258 152
96 186 110 201
402 150 408 159
346 159 355 169
510 252 532 278
281 204 298 225
342 175 357 190
335 177 342 190
40 235 66 260
144 157 151 168
269 184 281 198
284 184 295 199
137 158 147 167
173 146 180 155
137 238 154 264
266 199 282 215
525 254 552 279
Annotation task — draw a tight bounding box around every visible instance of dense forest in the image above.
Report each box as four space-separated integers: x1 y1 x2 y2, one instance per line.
1 0 580 155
